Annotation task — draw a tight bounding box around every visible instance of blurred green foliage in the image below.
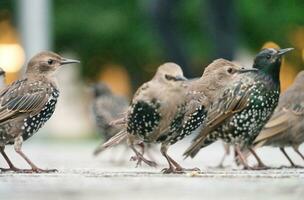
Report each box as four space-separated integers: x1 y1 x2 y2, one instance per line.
1 0 302 83
54 0 304 83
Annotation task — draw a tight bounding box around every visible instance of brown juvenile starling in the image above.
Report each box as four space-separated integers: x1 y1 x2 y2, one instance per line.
184 48 293 170
96 63 188 169
253 71 304 168
0 51 79 173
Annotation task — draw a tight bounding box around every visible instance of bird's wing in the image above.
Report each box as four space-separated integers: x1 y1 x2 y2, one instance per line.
0 79 51 123
253 106 303 144
183 81 252 158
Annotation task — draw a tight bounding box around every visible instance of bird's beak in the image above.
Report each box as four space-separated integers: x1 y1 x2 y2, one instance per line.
237 68 258 73
277 48 294 56
175 75 187 81
60 58 80 65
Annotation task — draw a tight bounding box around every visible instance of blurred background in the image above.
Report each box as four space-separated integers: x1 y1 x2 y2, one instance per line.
0 0 303 139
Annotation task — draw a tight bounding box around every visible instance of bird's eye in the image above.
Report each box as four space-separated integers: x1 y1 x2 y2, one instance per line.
266 55 271 59
165 74 174 81
227 68 234 74
47 59 54 65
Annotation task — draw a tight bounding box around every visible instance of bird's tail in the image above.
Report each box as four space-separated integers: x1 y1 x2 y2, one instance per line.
183 137 205 159
93 130 128 156
109 116 127 126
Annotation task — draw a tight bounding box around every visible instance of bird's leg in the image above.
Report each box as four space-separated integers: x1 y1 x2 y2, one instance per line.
129 143 157 167
216 143 230 168
160 144 177 174
160 144 199 174
279 147 303 168
14 137 57 173
235 145 254 170
249 147 270 170
0 146 22 172
292 145 304 161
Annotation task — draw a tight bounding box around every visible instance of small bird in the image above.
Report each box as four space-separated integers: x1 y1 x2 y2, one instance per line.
184 48 294 170
0 51 79 173
92 83 129 141
97 63 188 170
253 71 304 168
100 60 255 173
0 67 6 89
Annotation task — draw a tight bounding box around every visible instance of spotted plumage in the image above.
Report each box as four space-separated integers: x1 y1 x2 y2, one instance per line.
0 51 79 173
127 99 161 140
252 70 304 167
100 59 256 173
184 48 293 169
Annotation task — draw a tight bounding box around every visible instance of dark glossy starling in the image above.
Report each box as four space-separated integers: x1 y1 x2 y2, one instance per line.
92 83 128 141
184 48 294 170
0 51 79 173
253 71 304 168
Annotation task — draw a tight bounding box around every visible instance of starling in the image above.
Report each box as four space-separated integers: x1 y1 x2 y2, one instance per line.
92 83 129 141
0 51 79 173
100 60 255 173
253 70 304 168
97 63 188 169
184 48 294 170
0 67 6 89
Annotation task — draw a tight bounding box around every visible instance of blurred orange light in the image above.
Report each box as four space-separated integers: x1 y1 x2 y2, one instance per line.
0 44 25 73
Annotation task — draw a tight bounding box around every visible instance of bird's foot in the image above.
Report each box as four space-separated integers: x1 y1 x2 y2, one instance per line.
161 167 200 174
30 168 58 173
278 165 304 169
243 165 270 170
0 166 22 173
130 155 157 168
0 167 57 173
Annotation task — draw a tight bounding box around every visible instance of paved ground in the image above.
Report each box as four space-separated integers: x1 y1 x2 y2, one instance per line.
0 140 304 200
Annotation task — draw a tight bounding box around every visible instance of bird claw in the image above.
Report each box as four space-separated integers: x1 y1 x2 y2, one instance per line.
161 167 200 174
30 168 58 173
0 167 57 173
130 155 157 167
278 165 304 169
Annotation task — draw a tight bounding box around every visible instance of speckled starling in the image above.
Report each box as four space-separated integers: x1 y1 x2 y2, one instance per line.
97 63 188 169
253 70 304 168
0 51 79 173
158 59 256 173
92 83 129 141
184 48 294 170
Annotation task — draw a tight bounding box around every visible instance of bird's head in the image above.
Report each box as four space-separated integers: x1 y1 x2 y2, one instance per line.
92 83 112 97
26 51 80 76
253 48 293 70
154 62 187 85
253 48 293 83
0 67 6 77
293 71 304 86
203 59 257 84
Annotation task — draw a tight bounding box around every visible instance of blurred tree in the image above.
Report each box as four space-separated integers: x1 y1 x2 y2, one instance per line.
53 0 304 87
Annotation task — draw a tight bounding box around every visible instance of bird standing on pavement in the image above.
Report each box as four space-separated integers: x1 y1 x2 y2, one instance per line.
92 83 128 141
96 63 188 170
253 71 304 168
0 51 79 173
184 48 294 170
